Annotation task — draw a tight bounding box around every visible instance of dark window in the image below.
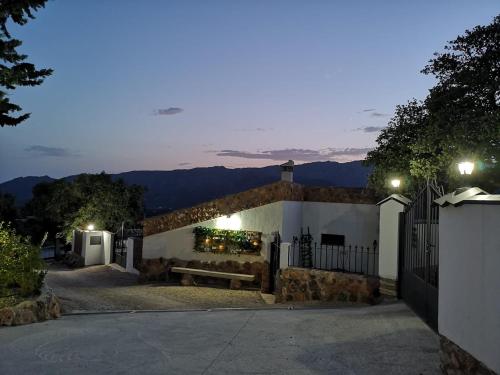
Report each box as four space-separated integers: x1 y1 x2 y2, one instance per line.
90 236 102 245
321 234 345 246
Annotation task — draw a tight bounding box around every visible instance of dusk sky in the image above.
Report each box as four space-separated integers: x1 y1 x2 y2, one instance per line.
1 0 499 182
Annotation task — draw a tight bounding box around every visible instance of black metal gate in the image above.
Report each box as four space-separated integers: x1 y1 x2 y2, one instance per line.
269 232 281 293
113 226 127 268
398 182 442 330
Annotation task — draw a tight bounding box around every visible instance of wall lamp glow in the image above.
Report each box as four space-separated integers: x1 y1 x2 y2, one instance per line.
390 179 401 188
458 161 474 175
86 224 95 231
215 215 241 230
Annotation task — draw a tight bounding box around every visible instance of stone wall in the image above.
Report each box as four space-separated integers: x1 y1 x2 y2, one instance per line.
278 267 380 304
139 258 270 292
143 181 376 236
0 286 61 327
440 336 497 375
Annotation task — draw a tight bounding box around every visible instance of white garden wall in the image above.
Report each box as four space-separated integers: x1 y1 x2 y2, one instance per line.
143 201 284 263
142 200 379 268
439 203 500 373
301 202 379 247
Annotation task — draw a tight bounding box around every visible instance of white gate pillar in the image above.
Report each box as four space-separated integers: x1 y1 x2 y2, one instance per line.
376 194 410 294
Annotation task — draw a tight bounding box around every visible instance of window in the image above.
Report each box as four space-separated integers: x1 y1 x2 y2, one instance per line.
321 234 345 246
90 236 102 245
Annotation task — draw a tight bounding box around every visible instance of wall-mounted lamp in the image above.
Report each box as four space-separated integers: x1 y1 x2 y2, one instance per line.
215 215 242 230
458 161 474 175
87 224 95 231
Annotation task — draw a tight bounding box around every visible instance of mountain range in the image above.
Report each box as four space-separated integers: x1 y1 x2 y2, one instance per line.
0 161 372 216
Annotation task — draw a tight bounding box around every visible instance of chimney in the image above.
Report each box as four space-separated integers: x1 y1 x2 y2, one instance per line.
280 160 294 182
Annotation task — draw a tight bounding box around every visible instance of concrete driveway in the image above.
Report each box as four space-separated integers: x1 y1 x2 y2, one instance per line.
0 303 439 375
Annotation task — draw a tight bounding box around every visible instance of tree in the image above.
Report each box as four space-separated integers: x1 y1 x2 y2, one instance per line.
366 15 500 195
0 0 52 127
24 173 145 242
0 192 17 224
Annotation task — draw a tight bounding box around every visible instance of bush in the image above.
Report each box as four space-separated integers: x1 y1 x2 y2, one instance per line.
0 222 46 297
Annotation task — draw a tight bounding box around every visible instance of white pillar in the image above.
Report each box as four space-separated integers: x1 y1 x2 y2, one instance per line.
279 242 291 270
377 194 410 281
126 238 140 275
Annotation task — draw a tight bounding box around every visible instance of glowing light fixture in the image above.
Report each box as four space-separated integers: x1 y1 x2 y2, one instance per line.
87 224 95 231
215 215 242 230
390 179 401 188
458 161 474 175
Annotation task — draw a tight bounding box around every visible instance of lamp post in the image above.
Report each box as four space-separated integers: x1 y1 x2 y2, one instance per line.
390 179 401 189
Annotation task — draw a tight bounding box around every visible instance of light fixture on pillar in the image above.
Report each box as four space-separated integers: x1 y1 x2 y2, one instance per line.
86 224 95 231
458 161 474 176
390 179 401 189
456 160 474 194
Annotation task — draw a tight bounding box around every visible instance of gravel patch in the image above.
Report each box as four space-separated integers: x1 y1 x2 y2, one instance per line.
45 263 265 312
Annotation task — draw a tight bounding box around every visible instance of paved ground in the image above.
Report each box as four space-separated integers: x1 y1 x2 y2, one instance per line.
46 264 266 312
0 303 439 375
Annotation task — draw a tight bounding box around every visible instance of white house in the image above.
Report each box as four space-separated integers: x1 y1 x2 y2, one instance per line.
142 162 379 271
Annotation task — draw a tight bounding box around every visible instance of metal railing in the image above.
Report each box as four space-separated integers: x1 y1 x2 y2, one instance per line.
288 241 379 277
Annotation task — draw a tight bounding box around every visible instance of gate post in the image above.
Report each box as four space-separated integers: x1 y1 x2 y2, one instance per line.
376 194 410 297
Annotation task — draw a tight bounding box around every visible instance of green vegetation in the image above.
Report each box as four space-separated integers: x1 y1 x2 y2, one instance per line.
0 0 53 127
193 226 262 255
366 15 500 195
0 223 46 300
24 172 144 242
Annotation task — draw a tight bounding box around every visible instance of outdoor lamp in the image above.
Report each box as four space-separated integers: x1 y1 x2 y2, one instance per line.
390 179 401 188
87 224 95 231
458 161 474 175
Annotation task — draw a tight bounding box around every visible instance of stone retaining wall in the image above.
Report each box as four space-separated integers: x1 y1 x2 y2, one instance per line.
440 336 496 375
0 286 61 327
143 181 376 236
139 258 270 292
278 267 380 304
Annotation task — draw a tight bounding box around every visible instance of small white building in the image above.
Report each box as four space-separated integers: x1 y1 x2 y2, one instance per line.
71 229 113 266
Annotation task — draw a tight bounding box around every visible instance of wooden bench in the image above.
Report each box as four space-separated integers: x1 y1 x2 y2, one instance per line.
170 267 255 289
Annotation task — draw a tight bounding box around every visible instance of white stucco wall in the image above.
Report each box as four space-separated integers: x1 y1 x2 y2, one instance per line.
82 231 104 266
102 231 112 265
282 201 303 242
439 203 500 373
378 199 405 280
126 238 140 274
143 201 284 263
301 202 379 247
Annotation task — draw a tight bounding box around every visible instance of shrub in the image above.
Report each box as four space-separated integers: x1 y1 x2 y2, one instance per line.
0 222 46 297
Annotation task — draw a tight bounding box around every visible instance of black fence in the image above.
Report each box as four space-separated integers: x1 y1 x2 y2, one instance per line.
289 241 379 277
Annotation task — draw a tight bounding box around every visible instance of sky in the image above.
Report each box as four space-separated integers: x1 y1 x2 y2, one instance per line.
0 0 499 182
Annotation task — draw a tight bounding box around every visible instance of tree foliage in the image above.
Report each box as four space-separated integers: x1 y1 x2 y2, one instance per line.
24 173 145 242
0 0 52 127
366 15 500 195
0 192 17 224
0 222 46 297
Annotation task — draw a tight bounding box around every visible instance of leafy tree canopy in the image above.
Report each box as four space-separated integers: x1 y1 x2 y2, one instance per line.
24 173 145 242
0 192 17 224
0 0 52 127
366 15 500 195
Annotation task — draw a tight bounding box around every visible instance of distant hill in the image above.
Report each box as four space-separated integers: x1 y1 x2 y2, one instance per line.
0 161 372 216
